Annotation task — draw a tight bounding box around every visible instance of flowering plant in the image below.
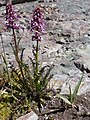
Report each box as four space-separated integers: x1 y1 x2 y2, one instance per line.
0 5 53 119
28 6 53 112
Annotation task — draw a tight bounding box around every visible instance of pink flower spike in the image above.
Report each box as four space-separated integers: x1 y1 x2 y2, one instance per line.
30 7 46 41
5 3 20 30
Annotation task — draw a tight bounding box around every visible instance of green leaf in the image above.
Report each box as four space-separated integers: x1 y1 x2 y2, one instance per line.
20 48 25 62
57 94 72 105
43 65 54 82
40 65 53 89
17 37 21 46
72 74 83 103
2 55 7 66
28 56 35 71
39 65 49 75
32 45 36 57
37 65 49 83
68 84 73 103
10 42 15 55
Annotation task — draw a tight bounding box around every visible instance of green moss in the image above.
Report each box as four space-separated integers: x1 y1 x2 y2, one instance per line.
0 103 11 120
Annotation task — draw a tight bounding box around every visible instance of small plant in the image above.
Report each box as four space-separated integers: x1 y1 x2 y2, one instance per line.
29 7 53 112
0 3 53 119
57 74 83 107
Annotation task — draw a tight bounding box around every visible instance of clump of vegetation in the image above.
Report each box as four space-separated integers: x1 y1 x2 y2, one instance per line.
0 2 53 119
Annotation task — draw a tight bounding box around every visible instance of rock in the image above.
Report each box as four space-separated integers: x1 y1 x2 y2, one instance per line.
49 74 68 89
16 111 38 120
0 0 37 6
76 45 90 70
56 37 66 44
45 17 51 20
0 0 90 95
74 61 85 72
61 30 71 38
0 1 5 6
60 73 90 95
77 104 89 116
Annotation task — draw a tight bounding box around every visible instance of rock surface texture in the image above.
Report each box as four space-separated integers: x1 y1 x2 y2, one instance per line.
0 0 90 95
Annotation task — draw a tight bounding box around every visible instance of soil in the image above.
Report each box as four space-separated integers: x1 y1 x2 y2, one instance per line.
37 92 90 120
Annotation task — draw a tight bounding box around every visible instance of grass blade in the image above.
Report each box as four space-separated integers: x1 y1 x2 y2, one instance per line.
57 94 72 105
72 74 83 102
68 84 72 103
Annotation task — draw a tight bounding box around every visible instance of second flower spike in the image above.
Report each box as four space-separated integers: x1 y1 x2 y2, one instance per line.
31 7 46 41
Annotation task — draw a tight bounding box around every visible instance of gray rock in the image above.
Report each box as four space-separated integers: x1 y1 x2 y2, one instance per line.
0 0 90 95
16 111 38 120
0 0 37 6
60 73 90 95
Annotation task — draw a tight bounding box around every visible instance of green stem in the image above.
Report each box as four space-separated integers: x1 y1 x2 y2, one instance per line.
36 40 38 75
12 28 18 60
35 40 39 90
12 28 25 80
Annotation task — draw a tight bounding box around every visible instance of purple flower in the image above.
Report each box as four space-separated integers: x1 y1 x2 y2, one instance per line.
32 32 41 41
31 7 46 41
5 3 20 30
